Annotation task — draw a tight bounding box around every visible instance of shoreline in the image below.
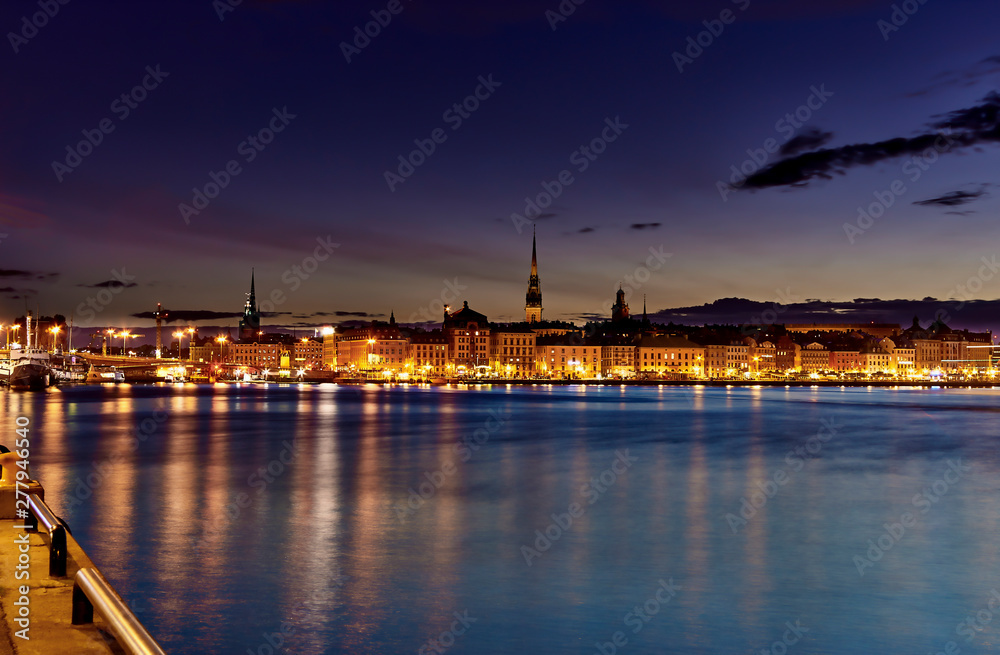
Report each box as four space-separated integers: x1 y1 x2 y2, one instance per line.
28 379 1000 390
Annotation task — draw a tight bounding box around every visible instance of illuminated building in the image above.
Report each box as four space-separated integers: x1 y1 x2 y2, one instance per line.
634 335 704 379
443 301 490 375
238 269 261 342
536 335 601 379
490 327 537 378
524 228 543 323
410 331 449 378
336 313 409 376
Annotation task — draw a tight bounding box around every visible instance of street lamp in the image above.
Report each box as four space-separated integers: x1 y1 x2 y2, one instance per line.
49 325 62 351
119 331 133 356
10 324 20 349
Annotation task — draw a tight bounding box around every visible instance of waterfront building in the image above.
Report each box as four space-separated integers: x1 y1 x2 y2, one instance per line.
536 335 601 378
336 313 410 376
634 335 704 379
524 229 543 323
601 337 636 378
859 341 892 375
444 301 491 375
775 336 801 373
490 326 537 377
752 340 778 373
800 342 830 373
725 343 752 376
410 331 450 378
829 349 863 373
229 342 283 369
704 344 727 378
290 339 323 370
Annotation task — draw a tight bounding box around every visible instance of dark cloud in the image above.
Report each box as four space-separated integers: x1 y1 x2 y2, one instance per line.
336 311 370 317
642 297 1000 332
629 223 661 230
742 92 1000 189
536 213 557 220
907 55 1000 97
0 269 58 281
578 227 595 234
914 187 990 207
78 279 138 289
779 128 833 156
131 309 243 322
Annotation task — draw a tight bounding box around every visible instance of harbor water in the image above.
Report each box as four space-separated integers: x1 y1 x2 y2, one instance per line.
3 383 1000 654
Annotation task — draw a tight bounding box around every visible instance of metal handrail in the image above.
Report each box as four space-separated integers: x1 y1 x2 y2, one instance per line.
72 568 167 655
25 493 67 577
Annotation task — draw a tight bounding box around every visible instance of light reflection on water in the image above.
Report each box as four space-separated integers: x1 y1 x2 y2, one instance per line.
2 384 1000 653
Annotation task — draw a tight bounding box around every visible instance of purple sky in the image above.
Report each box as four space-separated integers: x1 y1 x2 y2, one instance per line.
2 0 999 334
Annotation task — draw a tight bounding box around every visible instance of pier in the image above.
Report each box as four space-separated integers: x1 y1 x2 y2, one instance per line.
0 449 164 654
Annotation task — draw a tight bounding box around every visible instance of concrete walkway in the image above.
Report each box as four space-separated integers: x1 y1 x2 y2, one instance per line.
0 518 122 654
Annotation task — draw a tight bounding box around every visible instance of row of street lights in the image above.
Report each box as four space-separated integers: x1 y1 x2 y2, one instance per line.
1 323 64 350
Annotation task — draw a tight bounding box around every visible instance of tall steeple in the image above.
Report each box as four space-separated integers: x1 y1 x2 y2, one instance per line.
239 268 261 342
525 226 543 323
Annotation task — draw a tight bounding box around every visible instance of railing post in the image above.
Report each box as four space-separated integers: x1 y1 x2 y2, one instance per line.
72 580 94 625
49 525 67 577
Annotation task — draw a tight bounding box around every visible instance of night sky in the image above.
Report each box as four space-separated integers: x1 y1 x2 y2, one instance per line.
2 0 1000 335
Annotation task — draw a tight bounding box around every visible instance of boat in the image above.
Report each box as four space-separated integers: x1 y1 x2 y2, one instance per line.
0 313 55 390
0 347 55 390
86 366 125 383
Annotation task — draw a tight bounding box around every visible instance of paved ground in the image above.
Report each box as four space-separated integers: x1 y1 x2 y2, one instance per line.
0 519 122 654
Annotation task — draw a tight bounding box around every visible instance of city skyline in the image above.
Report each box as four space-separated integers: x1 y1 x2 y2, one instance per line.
2 2 1000 331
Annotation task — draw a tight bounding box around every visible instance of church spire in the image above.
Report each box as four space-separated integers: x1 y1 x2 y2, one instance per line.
525 226 542 323
530 226 538 277
239 268 261 342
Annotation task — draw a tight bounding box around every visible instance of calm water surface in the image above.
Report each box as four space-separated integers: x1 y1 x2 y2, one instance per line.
3 383 1000 654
